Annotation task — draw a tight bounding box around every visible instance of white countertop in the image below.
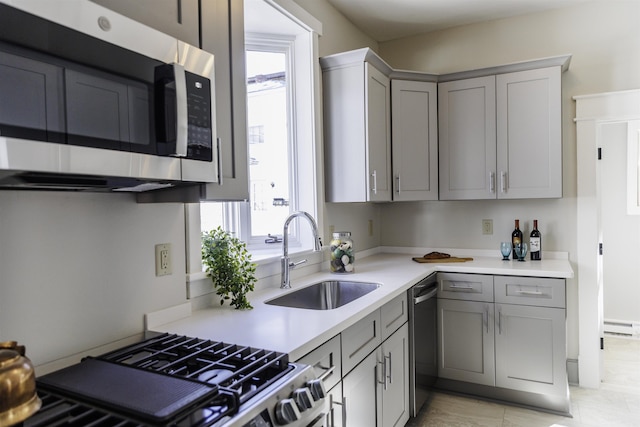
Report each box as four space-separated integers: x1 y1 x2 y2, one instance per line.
152 252 573 362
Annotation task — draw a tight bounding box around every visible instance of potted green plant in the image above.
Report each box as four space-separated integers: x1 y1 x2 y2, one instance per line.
201 226 257 309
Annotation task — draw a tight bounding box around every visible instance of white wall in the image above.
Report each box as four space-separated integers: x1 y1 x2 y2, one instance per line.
0 191 187 367
377 0 640 364
601 122 640 323
292 0 378 57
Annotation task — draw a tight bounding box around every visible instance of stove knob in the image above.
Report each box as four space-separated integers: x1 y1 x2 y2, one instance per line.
292 387 314 411
307 378 326 400
275 398 301 424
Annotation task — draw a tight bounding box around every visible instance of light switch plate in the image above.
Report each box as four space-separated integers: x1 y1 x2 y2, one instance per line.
155 243 172 276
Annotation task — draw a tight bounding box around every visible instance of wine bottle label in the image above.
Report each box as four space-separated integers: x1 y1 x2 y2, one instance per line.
513 237 521 245
530 237 541 252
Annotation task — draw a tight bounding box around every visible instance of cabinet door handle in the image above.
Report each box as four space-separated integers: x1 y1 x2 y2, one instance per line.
489 171 496 193
216 137 223 185
377 357 386 388
385 352 392 386
329 395 347 427
501 171 507 193
498 307 503 334
371 170 378 194
483 306 489 333
395 174 401 193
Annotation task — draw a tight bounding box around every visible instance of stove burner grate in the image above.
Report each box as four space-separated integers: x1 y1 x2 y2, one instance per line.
98 333 294 405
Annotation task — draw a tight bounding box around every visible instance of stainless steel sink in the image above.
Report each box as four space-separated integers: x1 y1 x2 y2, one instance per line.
265 280 381 310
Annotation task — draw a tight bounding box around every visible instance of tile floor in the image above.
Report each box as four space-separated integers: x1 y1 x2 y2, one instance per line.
407 336 640 426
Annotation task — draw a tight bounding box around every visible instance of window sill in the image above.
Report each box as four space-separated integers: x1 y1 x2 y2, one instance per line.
187 246 326 284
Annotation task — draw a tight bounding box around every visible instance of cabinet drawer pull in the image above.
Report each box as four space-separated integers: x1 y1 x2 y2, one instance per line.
449 283 475 291
489 171 496 193
516 290 545 296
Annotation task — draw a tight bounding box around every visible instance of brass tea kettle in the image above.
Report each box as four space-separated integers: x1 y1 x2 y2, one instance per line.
0 342 41 427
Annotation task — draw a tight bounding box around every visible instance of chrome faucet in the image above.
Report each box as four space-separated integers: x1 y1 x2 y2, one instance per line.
281 211 323 288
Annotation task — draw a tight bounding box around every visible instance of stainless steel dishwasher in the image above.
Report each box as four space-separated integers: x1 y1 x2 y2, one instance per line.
408 273 438 417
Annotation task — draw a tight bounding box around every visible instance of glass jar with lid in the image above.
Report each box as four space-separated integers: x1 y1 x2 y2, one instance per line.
330 232 354 273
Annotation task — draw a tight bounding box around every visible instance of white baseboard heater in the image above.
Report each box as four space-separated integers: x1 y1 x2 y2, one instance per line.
604 319 640 338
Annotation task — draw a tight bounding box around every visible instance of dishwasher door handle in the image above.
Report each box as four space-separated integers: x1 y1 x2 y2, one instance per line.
413 287 437 305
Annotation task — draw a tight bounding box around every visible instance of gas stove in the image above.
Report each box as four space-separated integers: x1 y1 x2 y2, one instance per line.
26 333 328 426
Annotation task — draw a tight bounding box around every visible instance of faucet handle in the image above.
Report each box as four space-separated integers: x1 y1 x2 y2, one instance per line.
289 259 308 269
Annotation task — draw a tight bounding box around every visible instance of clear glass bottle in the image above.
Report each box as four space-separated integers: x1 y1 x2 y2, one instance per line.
330 232 354 273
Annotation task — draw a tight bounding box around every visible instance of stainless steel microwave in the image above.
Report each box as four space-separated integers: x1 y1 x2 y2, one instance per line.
0 0 219 192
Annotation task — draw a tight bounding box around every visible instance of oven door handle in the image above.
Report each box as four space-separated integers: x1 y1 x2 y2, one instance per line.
413 286 437 305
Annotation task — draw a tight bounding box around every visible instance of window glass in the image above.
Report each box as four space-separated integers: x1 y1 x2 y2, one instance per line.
245 50 291 237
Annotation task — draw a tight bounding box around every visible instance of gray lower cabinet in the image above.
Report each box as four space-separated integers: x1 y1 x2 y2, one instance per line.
342 348 380 427
380 322 410 427
296 293 409 427
342 323 409 427
494 303 566 394
438 298 495 386
437 272 569 413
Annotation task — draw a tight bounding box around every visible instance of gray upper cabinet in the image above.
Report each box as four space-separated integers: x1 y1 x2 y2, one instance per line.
322 48 442 203
496 67 562 199
438 56 569 200
438 76 497 200
391 79 438 201
90 0 200 46
200 0 249 200
321 49 393 203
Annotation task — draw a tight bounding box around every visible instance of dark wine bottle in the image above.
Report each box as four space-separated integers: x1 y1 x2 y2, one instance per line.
530 219 542 260
511 219 523 260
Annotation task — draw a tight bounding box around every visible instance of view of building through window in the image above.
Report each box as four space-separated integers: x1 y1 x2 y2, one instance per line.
245 50 291 237
200 48 292 244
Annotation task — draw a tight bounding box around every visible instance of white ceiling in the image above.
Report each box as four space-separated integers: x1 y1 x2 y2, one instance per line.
325 0 593 41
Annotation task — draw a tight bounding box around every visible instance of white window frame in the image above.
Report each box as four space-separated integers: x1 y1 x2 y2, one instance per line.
241 35 299 250
186 0 323 289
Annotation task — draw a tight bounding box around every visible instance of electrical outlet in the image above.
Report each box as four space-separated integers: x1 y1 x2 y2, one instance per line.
482 219 493 235
155 243 172 276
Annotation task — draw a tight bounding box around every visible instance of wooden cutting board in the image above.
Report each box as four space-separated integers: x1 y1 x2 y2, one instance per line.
412 256 473 263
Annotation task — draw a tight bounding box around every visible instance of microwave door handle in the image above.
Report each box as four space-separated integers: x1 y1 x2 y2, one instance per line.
172 63 188 157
